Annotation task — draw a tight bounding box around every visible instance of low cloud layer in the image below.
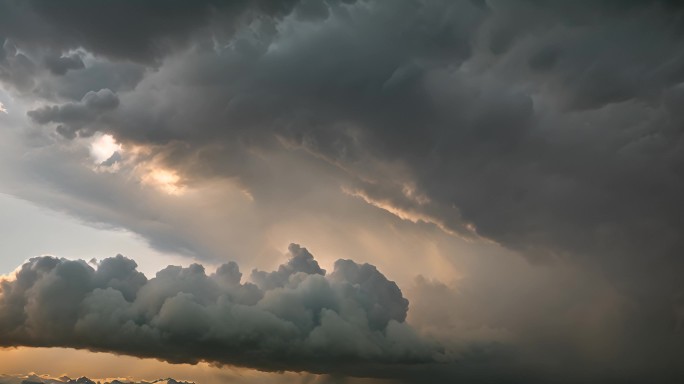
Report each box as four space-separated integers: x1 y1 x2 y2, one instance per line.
0 245 436 378
0 374 193 384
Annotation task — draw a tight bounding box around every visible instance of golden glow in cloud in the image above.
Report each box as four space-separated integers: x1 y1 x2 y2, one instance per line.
343 187 472 238
0 102 7 114
401 183 430 205
87 138 187 196
141 168 185 195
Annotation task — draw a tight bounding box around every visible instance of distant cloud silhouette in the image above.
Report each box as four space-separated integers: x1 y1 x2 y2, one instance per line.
0 245 437 378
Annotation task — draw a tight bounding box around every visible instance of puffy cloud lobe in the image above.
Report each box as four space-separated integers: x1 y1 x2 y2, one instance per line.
330 259 408 331
0 35 148 100
27 88 119 138
44 53 85 76
251 243 326 290
0 245 438 377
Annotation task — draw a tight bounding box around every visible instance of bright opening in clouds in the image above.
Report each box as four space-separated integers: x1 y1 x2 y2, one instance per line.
89 134 121 164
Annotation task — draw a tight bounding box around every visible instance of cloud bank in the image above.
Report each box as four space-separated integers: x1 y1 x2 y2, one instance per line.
0 374 192 384
0 245 437 378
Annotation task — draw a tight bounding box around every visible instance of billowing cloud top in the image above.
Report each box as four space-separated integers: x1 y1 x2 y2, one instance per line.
0 245 436 377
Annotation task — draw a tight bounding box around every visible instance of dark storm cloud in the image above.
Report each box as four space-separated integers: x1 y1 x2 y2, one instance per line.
0 0 305 100
35 0 678 300
35 59 148 101
44 53 85 76
0 0 310 64
14 0 684 353
1 36 148 101
0 38 37 92
27 88 119 138
0 246 438 378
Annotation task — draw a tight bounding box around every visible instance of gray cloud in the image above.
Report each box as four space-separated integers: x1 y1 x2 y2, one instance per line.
0 246 438 378
2 0 684 382
0 0 310 64
251 244 327 290
42 0 679 303
27 88 119 138
35 58 148 101
44 53 84 76
0 39 37 92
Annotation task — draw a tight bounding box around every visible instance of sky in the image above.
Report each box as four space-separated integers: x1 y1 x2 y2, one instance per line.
1 0 684 383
